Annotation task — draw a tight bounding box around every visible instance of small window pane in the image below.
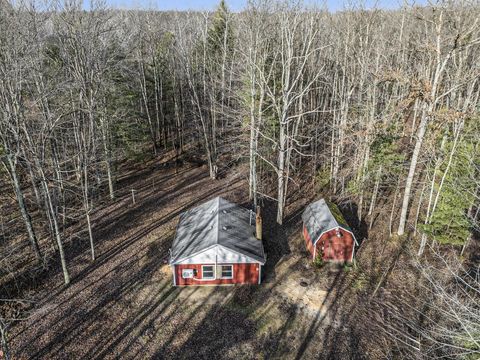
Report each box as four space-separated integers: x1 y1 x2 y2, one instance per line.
202 266 214 279
221 265 233 279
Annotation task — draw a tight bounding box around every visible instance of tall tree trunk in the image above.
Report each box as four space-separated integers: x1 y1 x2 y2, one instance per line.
39 169 70 285
3 156 42 263
398 106 428 236
277 126 286 224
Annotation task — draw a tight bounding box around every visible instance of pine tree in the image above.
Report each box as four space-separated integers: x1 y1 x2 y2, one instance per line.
207 0 234 58
422 119 479 246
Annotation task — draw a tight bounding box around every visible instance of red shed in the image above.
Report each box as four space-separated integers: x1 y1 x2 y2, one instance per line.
302 199 357 263
169 197 266 286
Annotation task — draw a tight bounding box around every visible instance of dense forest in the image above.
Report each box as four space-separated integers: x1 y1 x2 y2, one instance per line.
1 0 479 359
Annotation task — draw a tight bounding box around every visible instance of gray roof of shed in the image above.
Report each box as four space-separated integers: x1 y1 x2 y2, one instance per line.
302 198 352 245
170 197 266 264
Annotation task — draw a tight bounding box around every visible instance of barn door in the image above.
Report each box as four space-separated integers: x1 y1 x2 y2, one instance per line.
324 237 347 261
323 239 334 260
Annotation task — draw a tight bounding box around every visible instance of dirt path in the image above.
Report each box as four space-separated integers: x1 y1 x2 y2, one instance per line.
265 255 331 316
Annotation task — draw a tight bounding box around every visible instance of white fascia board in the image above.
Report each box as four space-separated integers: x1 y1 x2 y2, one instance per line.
352 233 359 246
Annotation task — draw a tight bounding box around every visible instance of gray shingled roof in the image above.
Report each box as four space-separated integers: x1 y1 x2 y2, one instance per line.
302 198 352 245
170 197 266 264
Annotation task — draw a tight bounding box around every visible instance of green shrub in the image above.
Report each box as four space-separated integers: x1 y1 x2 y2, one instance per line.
313 251 324 268
343 262 353 272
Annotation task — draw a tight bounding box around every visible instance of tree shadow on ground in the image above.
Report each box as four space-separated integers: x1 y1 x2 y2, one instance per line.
10 159 416 360
318 233 414 360
158 194 362 359
10 158 247 358
156 302 258 359
0 154 195 304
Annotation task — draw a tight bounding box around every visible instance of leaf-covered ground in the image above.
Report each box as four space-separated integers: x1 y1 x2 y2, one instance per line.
7 156 410 359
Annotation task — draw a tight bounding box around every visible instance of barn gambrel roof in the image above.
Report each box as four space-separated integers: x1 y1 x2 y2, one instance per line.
302 198 354 245
170 197 266 264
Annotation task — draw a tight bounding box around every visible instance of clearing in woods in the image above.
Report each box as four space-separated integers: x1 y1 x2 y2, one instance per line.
9 156 362 359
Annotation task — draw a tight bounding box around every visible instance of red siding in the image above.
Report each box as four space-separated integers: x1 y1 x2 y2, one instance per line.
315 228 354 262
303 225 315 259
304 225 354 263
174 263 260 286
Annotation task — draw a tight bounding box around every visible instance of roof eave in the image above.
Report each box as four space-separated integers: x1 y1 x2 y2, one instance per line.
170 243 218 265
171 243 266 265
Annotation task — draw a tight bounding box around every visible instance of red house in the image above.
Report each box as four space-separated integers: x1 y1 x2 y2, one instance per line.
169 197 266 286
302 199 357 263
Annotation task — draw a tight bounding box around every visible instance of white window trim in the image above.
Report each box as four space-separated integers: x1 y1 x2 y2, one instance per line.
219 264 233 279
202 265 216 280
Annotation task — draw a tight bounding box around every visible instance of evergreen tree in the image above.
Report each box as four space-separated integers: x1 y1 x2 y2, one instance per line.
207 0 234 58
422 119 479 246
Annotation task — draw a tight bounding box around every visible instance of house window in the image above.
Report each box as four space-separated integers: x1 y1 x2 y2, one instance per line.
220 265 233 279
202 265 215 279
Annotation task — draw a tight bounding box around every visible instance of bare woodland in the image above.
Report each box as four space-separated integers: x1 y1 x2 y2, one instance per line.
0 0 479 359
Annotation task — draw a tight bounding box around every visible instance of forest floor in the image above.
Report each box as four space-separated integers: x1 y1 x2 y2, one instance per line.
5 152 430 359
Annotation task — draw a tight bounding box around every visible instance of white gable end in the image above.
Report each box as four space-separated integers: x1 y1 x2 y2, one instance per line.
174 244 261 264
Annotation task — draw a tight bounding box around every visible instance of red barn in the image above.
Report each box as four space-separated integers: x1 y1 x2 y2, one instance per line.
169 197 266 286
302 199 357 263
